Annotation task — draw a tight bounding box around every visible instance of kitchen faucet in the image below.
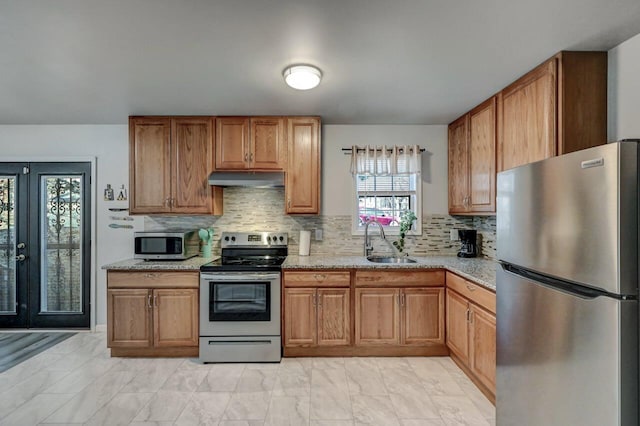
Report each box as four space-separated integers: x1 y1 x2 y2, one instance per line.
364 219 384 256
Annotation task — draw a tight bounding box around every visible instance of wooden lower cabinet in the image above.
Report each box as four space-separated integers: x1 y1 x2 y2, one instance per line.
153 289 199 347
284 287 350 348
355 288 400 345
106 271 199 357
356 287 444 346
445 271 496 403
107 288 152 348
469 304 496 393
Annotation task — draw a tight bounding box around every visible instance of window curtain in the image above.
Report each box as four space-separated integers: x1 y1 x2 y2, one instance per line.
350 145 421 175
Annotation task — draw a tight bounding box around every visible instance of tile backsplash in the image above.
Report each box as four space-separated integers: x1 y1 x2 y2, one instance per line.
145 187 496 260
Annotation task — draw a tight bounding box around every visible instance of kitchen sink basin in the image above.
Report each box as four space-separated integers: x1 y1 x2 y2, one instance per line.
366 256 417 264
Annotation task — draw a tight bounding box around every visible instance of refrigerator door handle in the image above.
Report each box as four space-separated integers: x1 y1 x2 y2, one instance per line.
499 262 636 301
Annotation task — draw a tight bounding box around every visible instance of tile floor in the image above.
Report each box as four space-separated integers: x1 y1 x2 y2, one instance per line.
0 332 495 425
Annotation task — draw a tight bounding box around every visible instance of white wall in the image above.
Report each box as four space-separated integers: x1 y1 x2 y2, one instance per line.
608 32 640 141
321 125 448 215
0 125 137 327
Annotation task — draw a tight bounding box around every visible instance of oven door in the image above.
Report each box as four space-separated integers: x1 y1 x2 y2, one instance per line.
199 272 280 336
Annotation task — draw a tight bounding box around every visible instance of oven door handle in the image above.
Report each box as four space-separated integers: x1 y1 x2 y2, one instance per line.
200 273 280 281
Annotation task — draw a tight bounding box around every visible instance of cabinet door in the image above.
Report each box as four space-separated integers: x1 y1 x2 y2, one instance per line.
469 98 496 213
215 117 249 170
284 288 317 347
355 288 400 345
171 117 216 214
250 117 286 170
469 303 496 394
448 115 469 213
402 287 444 345
445 289 470 362
285 117 321 214
129 117 172 214
499 59 557 171
107 289 152 348
317 288 350 346
153 289 199 347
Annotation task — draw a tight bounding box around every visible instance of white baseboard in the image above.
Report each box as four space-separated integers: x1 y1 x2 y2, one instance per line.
95 324 107 333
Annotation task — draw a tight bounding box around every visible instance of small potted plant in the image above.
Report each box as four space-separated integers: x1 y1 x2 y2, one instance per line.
393 211 417 254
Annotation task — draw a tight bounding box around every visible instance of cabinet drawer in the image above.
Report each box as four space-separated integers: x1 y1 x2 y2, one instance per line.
355 270 445 287
107 271 199 289
284 271 350 287
446 272 495 314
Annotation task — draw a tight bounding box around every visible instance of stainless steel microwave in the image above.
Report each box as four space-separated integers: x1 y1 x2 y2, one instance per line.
134 231 200 260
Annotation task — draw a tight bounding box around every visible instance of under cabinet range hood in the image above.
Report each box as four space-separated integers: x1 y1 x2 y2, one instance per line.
207 171 284 188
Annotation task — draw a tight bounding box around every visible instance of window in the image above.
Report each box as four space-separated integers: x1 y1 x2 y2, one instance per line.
353 172 421 235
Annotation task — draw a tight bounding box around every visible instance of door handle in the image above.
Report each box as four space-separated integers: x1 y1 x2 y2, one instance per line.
15 254 26 262
17 242 25 249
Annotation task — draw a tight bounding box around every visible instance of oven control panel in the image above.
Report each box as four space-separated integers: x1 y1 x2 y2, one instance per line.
221 232 288 247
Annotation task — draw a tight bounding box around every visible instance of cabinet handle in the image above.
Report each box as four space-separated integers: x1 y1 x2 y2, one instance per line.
249 153 253 161
466 308 470 322
171 198 175 208
144 273 157 278
401 293 405 306
287 199 291 209
397 294 400 306
147 295 152 309
164 198 170 207
153 295 158 307
313 274 326 281
469 310 474 323
466 284 476 292
245 153 249 162
312 293 316 306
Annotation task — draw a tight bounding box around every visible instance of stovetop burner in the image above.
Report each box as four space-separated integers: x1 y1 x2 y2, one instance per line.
200 231 288 273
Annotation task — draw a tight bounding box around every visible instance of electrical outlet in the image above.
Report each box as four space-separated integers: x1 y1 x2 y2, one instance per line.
450 229 459 241
315 228 323 241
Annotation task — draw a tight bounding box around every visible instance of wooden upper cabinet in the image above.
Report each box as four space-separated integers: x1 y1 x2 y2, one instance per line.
498 51 607 172
215 117 286 171
499 59 557 172
250 117 286 169
129 116 222 215
448 97 496 215
172 117 215 214
215 117 250 170
469 98 496 212
129 117 172 214
448 115 469 213
286 117 321 214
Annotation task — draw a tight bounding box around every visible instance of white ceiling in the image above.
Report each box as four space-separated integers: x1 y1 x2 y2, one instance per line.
2 0 640 125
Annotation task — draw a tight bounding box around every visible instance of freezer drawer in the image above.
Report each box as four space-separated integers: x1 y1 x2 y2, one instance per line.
497 266 638 426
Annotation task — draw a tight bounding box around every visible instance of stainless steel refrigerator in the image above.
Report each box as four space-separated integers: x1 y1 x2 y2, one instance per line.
496 141 639 426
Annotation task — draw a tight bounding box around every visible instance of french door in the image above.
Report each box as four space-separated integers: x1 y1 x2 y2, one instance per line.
0 162 91 328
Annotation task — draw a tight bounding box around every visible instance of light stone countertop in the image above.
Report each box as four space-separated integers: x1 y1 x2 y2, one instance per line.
102 254 496 291
282 255 497 291
102 256 218 271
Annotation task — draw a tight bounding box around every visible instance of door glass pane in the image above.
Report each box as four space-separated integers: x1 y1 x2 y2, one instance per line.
0 177 16 314
41 176 83 313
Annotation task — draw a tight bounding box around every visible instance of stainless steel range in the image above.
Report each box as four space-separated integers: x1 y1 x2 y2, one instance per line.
199 232 287 363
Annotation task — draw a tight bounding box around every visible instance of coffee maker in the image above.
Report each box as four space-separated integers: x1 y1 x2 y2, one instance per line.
457 229 478 258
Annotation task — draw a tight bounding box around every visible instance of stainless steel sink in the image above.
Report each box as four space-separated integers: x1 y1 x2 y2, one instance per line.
366 256 417 264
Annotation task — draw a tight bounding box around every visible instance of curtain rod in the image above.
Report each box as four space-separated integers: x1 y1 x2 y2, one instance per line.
341 147 425 154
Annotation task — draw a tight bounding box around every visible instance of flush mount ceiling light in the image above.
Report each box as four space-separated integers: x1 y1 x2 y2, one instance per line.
283 64 322 90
